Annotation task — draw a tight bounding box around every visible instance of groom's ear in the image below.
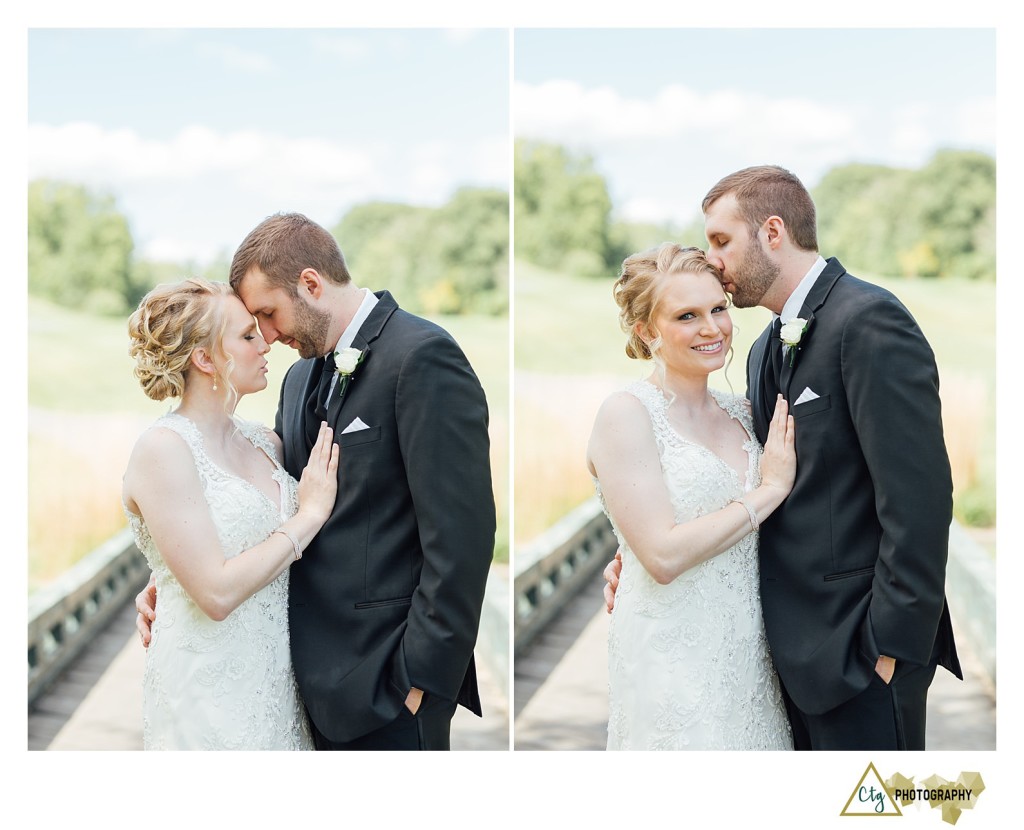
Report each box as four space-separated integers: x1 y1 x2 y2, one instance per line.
298 268 324 300
763 215 785 250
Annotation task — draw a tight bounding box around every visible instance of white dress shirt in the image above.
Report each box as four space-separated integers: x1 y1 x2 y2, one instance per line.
325 287 378 405
775 255 827 324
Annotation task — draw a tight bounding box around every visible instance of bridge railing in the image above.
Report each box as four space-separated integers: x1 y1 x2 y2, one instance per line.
513 499 996 686
513 498 616 656
28 530 512 709
28 529 150 707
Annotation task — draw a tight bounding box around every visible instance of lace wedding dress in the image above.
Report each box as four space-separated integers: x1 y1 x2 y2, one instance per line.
598 381 793 750
125 413 313 750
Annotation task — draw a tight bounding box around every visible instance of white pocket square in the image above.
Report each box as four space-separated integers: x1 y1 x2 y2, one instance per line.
341 417 371 434
794 387 820 405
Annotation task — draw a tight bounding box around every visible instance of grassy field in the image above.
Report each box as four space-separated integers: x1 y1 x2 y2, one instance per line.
514 260 996 548
28 296 509 591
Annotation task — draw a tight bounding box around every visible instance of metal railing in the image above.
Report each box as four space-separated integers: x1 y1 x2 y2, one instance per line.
28 530 150 707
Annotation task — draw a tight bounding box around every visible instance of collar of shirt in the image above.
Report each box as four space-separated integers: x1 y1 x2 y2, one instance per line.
774 255 827 324
323 288 377 403
332 287 379 354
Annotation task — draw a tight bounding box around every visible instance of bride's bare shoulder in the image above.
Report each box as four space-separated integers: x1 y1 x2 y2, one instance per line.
593 388 650 429
124 423 196 488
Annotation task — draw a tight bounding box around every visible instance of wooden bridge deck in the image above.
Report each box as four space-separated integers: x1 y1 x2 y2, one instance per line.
30 601 509 751
513 569 996 751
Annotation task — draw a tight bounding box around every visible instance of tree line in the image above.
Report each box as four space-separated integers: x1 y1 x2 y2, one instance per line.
27 181 509 317
514 140 996 282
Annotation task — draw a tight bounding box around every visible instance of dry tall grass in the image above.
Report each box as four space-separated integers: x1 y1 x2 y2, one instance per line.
28 412 152 590
939 372 986 496
514 371 635 547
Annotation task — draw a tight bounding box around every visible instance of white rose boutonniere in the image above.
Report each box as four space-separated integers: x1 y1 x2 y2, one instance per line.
333 347 364 397
779 318 810 367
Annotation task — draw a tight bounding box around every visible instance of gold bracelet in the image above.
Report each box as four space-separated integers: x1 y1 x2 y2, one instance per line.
273 528 302 561
731 497 759 533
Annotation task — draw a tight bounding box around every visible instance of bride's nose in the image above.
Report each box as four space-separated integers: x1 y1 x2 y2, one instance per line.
699 315 721 336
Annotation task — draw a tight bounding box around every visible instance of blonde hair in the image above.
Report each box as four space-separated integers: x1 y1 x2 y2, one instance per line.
613 243 724 361
128 278 235 401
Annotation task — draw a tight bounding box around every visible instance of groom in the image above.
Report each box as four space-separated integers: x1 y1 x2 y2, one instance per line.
606 166 961 750
140 213 495 750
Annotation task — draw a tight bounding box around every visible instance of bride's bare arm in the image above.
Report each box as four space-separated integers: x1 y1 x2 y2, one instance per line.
587 392 795 586
123 422 338 621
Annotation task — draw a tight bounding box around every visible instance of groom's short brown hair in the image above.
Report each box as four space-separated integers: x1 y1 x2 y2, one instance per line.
702 165 818 252
229 212 352 295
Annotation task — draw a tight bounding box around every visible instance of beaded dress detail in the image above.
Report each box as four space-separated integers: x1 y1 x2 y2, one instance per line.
597 382 792 750
125 414 313 750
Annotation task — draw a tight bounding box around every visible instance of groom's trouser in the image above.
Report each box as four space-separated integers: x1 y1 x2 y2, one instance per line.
780 658 938 751
309 694 458 751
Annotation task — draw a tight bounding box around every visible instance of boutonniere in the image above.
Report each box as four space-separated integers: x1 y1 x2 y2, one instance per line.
779 318 811 367
334 347 364 396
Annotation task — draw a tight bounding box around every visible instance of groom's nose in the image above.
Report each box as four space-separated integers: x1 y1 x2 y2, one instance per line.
257 320 279 344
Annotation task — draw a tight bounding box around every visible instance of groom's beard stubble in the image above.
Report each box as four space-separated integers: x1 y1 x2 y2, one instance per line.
291 298 334 359
727 237 781 309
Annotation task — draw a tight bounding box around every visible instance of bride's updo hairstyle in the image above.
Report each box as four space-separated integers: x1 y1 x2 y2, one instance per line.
613 243 723 361
128 278 235 401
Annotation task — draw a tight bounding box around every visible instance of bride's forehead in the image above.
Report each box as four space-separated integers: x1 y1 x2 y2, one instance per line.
223 294 256 323
656 271 724 306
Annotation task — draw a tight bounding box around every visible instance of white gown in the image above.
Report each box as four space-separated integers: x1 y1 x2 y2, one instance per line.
598 381 793 750
125 413 313 750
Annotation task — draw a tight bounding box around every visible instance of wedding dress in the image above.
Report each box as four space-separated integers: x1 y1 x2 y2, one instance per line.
125 413 313 750
598 381 793 750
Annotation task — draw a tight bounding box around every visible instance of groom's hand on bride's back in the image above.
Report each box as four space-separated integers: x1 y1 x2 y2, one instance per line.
135 574 157 648
603 550 623 613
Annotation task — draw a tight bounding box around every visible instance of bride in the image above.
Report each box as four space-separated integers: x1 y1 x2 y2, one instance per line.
122 277 338 750
587 243 795 750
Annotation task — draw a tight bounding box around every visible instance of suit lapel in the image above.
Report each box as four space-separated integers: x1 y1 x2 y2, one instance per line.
326 290 399 428
778 257 846 400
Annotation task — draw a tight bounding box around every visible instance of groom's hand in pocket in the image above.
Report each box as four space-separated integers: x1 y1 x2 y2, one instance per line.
875 655 896 684
135 574 157 648
603 550 623 613
405 686 424 715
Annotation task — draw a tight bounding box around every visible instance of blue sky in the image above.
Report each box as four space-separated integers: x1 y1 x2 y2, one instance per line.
28 29 509 263
515 28 996 228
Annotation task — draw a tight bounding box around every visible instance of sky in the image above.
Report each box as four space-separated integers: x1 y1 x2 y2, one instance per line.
515 28 996 228
28 28 510 264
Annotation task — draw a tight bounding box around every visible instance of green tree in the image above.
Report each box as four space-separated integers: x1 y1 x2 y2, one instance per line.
333 189 508 315
813 151 995 281
28 180 136 314
514 140 615 277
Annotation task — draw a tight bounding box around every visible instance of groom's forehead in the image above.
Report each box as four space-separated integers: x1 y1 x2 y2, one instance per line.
703 194 742 236
237 269 292 311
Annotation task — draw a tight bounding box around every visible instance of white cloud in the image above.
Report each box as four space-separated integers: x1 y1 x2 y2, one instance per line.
442 29 483 45
514 79 856 146
954 95 998 150
197 40 276 75
310 34 373 61
26 121 504 262
28 122 375 193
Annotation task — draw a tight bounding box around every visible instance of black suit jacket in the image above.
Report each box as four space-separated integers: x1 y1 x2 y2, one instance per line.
277 290 495 743
748 258 961 715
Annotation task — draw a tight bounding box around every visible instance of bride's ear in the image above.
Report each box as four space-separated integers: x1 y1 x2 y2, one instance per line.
634 321 653 345
190 346 217 378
